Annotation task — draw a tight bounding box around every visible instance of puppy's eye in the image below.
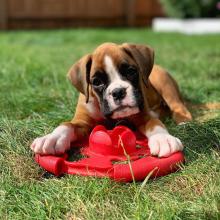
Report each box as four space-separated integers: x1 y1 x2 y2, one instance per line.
127 67 137 77
91 77 104 88
120 64 138 80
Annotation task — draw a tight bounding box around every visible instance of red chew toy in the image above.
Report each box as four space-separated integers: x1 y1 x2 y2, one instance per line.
35 125 184 182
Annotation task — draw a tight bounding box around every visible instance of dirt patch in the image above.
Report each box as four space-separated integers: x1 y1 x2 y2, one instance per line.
187 102 220 122
193 110 220 122
165 173 214 200
5 153 42 182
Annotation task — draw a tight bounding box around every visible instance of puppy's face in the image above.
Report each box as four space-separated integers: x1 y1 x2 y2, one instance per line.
90 46 143 119
68 43 154 120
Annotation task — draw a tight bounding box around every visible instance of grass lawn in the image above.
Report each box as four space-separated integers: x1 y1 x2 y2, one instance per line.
0 29 220 220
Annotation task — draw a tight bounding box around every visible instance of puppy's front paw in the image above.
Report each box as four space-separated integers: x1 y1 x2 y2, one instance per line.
148 133 183 157
30 125 76 155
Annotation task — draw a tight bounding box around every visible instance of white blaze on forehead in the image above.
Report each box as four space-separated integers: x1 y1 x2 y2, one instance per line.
103 55 136 113
104 55 121 82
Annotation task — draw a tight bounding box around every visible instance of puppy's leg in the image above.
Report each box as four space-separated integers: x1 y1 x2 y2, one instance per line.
31 94 96 155
149 65 192 124
139 119 183 157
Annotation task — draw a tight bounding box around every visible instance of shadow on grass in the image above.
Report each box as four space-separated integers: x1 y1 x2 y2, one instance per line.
171 118 220 161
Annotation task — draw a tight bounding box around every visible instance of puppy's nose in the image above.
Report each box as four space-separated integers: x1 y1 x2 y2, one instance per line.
112 88 126 101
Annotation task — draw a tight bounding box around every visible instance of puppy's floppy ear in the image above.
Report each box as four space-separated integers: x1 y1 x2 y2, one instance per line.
67 54 92 103
121 43 154 84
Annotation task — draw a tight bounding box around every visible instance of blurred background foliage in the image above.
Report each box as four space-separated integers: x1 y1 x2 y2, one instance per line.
160 0 220 18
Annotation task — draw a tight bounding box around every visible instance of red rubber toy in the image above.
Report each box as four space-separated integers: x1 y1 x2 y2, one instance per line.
35 125 184 182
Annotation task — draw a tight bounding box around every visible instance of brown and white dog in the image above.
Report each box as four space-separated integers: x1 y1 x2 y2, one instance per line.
31 43 192 157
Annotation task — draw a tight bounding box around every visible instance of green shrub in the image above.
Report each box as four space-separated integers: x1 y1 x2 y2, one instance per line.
160 0 220 18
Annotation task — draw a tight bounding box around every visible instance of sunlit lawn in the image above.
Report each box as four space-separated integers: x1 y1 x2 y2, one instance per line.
0 29 220 219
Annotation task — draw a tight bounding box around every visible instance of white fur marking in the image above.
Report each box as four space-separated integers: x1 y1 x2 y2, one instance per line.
84 97 104 120
178 122 187 126
149 110 159 119
112 107 139 119
104 55 137 117
146 125 168 138
145 126 183 157
31 125 76 155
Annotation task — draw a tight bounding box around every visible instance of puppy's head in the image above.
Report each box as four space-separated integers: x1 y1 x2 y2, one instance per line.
68 43 154 120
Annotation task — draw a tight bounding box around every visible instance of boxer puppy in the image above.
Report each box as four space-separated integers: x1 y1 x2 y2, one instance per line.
31 43 192 157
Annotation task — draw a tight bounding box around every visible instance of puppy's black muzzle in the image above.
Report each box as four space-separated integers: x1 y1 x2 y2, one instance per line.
112 88 126 102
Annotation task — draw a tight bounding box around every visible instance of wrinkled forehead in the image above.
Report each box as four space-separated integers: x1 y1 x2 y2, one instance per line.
90 43 136 76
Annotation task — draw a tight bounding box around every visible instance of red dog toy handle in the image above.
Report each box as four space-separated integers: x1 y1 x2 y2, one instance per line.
35 154 66 176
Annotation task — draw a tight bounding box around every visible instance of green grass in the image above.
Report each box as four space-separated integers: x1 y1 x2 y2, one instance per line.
0 29 220 220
